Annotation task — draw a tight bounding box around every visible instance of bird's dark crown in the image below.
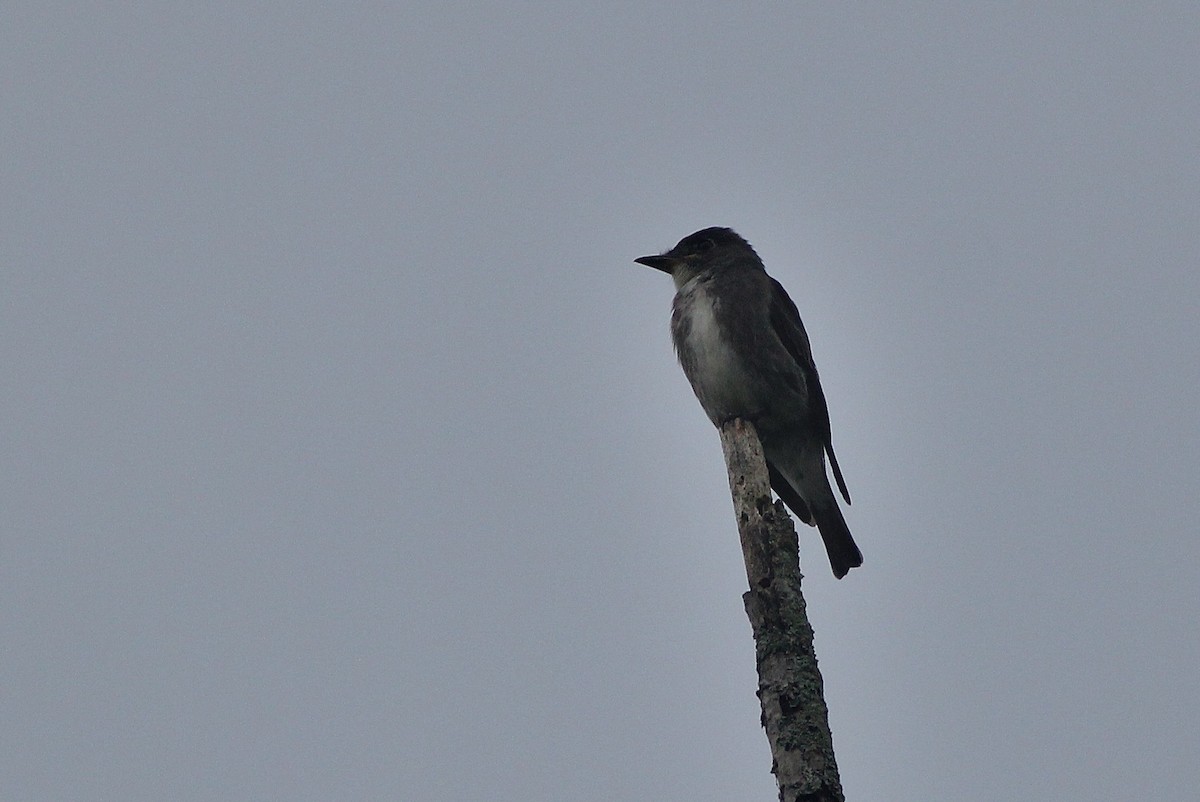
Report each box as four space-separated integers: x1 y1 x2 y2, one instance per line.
669 227 752 258
664 228 764 280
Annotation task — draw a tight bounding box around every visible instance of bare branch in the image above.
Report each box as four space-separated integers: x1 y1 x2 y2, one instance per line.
718 419 845 802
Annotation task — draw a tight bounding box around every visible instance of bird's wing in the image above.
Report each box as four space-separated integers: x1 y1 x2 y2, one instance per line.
767 277 851 504
767 462 813 524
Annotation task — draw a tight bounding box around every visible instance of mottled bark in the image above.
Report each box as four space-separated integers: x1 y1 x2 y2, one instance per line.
718 419 845 802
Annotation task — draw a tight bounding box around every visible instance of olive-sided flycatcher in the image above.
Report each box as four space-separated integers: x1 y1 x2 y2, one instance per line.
636 227 863 578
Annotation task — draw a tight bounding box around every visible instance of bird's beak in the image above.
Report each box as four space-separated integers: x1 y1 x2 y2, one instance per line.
634 254 676 274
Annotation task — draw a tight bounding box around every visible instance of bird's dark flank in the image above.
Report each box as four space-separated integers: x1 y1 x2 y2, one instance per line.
636 227 863 578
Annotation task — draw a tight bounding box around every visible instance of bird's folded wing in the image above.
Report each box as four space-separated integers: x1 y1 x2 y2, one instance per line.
767 278 852 504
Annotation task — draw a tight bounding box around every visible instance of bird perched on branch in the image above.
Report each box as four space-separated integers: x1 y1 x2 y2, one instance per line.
636 227 862 578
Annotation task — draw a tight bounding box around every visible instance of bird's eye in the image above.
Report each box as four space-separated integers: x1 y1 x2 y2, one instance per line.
696 238 715 252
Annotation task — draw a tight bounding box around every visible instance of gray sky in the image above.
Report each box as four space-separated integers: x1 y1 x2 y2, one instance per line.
4 3 1198 800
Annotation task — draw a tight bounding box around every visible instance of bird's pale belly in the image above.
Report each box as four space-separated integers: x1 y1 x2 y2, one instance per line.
675 287 763 422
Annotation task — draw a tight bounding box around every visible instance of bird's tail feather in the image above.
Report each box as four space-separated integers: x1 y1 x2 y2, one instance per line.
811 501 863 580
765 446 863 579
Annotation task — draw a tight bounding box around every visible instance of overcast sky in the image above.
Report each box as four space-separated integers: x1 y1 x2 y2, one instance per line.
4 3 1199 801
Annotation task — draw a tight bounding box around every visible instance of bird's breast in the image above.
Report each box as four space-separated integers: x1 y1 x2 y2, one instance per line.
671 282 760 422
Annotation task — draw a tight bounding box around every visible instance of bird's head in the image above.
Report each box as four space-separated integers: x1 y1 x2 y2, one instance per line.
635 227 761 289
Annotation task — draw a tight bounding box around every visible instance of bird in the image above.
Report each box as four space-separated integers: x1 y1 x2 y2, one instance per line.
635 227 862 578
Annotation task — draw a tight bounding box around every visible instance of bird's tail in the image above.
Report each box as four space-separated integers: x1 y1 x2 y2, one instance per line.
811 500 863 580
765 442 863 579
